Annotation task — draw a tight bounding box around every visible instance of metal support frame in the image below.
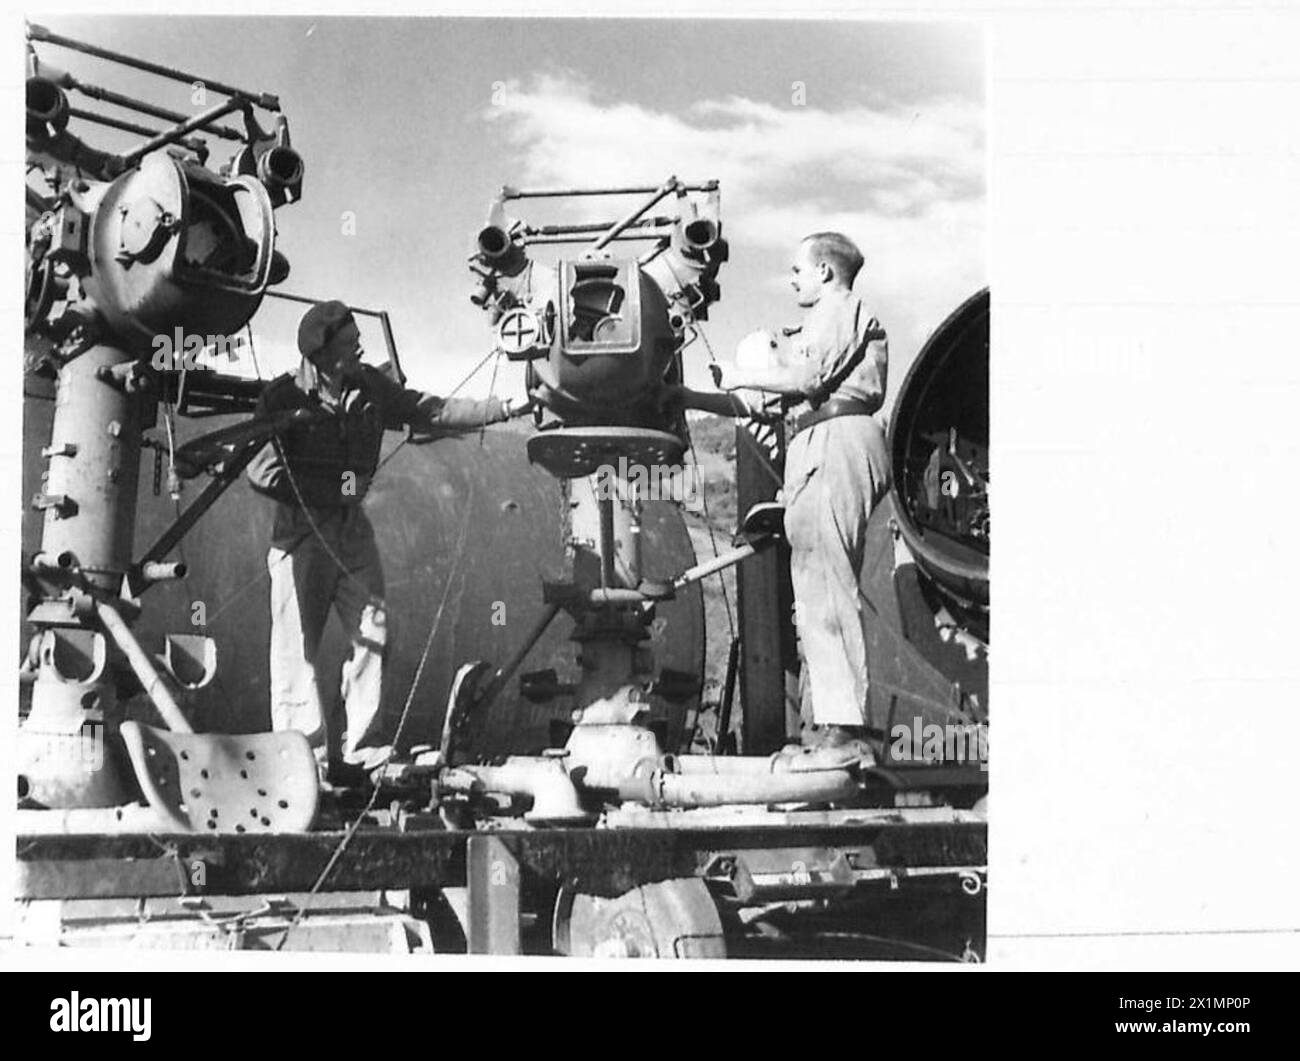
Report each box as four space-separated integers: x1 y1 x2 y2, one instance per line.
15 818 987 902
466 602 562 716
524 218 674 237
27 23 281 110
736 422 794 753
62 76 245 141
502 182 717 200
467 835 521 955
66 107 208 156
94 598 192 733
494 178 718 256
27 22 282 191
119 98 244 167
135 437 262 569
263 291 405 385
590 177 682 251
522 232 669 246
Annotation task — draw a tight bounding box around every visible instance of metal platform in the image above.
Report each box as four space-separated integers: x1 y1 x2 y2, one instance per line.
15 809 986 957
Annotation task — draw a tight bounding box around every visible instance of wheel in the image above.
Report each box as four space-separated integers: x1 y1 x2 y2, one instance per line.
553 877 725 959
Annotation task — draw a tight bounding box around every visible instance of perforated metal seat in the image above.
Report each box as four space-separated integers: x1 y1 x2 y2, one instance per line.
526 426 685 479
121 721 319 833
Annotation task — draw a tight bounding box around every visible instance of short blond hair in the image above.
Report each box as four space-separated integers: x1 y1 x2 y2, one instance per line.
802 232 864 286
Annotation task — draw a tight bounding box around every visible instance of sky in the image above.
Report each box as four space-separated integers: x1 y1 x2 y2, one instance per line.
30 14 985 406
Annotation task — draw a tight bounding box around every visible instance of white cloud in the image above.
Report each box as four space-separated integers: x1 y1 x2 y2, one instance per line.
741 198 986 362
484 73 986 378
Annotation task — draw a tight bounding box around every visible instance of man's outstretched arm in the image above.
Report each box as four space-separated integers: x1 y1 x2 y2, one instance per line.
670 385 762 418
372 368 530 432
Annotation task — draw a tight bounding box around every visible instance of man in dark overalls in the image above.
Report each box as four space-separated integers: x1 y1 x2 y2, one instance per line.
246 300 529 778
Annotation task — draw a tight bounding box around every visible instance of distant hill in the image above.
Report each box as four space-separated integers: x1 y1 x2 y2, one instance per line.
678 412 751 748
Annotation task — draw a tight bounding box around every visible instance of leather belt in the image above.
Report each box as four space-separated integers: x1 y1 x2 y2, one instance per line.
791 396 877 437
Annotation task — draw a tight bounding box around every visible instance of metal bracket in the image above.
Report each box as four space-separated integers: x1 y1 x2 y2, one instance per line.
37 628 108 685
467 835 521 955
156 634 217 691
31 492 76 518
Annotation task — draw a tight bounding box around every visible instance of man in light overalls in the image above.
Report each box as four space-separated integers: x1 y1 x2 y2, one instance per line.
713 233 890 755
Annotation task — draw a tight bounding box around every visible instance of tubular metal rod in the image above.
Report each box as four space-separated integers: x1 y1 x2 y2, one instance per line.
95 599 193 734
118 97 243 167
503 181 716 200
587 588 646 605
717 636 741 751
598 497 616 587
67 107 207 153
137 440 261 567
27 23 281 110
672 540 768 591
638 244 668 267
264 290 389 319
616 769 858 807
526 218 673 236
591 178 681 252
68 77 244 140
469 602 562 714
378 311 404 385
262 296 404 379
523 233 667 246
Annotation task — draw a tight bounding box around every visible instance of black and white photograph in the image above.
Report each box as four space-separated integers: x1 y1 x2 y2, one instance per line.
6 0 1299 1013
15 12 987 960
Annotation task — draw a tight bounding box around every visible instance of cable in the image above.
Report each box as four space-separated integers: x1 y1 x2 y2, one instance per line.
657 257 733 624
273 480 477 950
658 251 744 742
161 396 182 500
201 563 280 626
245 325 387 612
477 350 502 445
241 308 504 950
658 250 715 363
202 326 501 627
374 345 500 477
